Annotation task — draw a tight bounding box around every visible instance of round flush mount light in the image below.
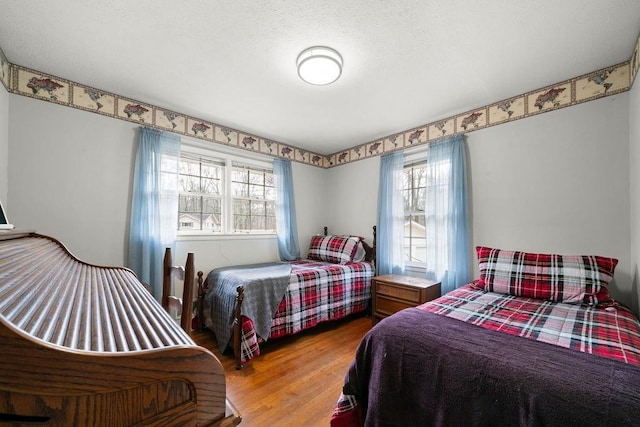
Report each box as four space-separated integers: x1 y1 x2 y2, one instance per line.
296 46 343 85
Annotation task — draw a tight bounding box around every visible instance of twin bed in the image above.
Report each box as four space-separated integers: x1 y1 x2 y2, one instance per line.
331 246 640 426
197 227 376 369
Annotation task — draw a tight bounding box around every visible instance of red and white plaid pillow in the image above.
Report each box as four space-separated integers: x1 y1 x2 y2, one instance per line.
476 246 618 306
307 235 361 265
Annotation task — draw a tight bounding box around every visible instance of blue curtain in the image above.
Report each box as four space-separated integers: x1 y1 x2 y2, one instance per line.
128 127 180 298
424 135 470 294
376 151 405 275
273 158 300 261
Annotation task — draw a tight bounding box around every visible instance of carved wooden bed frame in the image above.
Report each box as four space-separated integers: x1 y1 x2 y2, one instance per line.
0 230 240 426
195 226 377 370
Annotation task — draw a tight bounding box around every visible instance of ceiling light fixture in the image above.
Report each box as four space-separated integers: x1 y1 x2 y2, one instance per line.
296 46 343 85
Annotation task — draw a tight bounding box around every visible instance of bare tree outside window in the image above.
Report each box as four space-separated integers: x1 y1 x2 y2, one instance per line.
231 166 276 233
177 157 223 231
402 163 427 263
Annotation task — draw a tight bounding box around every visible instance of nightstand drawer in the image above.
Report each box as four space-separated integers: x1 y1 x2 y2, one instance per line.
376 296 413 316
376 282 421 303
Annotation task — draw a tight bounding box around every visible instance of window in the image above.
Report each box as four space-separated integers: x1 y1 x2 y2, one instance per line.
175 145 276 235
178 157 223 232
400 153 453 268
401 162 427 264
231 164 276 232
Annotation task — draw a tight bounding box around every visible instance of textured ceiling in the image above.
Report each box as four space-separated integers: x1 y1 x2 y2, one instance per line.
0 1 639 155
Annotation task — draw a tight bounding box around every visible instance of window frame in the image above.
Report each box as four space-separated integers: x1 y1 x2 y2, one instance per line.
176 138 277 240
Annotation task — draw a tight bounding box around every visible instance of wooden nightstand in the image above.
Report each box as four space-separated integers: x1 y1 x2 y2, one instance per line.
372 274 441 325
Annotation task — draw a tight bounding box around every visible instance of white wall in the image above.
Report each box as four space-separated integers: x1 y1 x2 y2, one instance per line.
291 161 329 257
8 94 325 277
0 82 8 204
629 76 640 315
331 94 635 313
470 94 632 311
9 95 137 265
324 155 379 242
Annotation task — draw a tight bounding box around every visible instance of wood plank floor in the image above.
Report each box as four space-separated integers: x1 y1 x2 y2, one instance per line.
192 314 372 426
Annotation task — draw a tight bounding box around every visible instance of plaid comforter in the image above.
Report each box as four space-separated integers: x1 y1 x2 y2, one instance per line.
231 259 373 364
420 284 640 365
331 284 640 425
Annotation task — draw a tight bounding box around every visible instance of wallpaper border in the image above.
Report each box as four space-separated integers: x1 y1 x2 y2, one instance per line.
0 46 10 92
1 31 639 169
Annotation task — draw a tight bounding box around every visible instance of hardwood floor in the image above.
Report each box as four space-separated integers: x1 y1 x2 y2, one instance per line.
192 314 372 426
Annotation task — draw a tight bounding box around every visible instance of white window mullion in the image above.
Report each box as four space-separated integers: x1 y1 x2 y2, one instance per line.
223 158 233 234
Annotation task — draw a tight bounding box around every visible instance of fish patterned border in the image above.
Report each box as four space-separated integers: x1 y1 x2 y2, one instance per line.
0 31 639 169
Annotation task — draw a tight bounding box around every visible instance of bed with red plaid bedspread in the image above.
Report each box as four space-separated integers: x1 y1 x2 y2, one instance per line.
331 284 640 426
420 283 640 365
204 259 373 365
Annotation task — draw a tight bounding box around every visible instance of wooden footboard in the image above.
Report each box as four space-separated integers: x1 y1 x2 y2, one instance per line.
195 273 246 370
162 248 195 334
233 286 246 370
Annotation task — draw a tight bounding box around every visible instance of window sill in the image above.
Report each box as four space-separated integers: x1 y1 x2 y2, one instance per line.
404 264 427 276
176 232 277 242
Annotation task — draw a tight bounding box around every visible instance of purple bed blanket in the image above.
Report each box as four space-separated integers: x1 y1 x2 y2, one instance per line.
342 308 640 426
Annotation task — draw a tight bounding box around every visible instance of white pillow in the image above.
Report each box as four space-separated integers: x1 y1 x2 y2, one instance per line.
352 241 366 262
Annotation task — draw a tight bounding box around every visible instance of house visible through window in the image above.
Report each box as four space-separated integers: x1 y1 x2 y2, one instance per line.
175 148 276 235
402 161 427 264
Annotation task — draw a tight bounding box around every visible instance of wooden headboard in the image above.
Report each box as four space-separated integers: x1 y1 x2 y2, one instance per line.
363 225 377 264
324 225 377 264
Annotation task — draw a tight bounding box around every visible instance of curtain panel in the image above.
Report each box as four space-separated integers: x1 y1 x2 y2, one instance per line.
377 150 405 275
128 127 180 298
273 157 300 261
424 134 471 294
